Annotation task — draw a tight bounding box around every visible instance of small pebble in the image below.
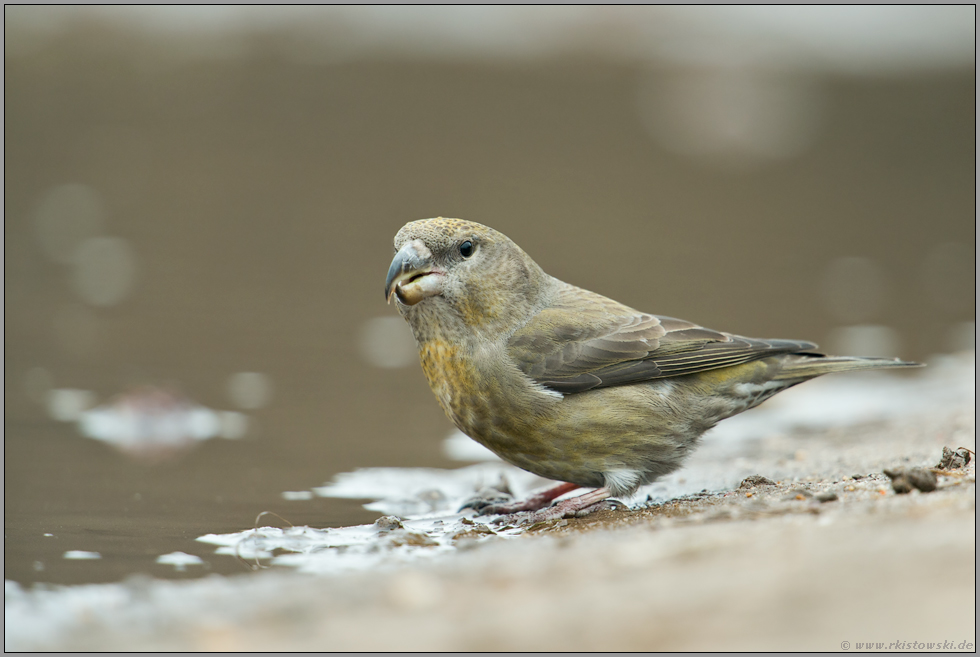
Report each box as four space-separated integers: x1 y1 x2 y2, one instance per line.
374 516 404 532
936 446 972 470
739 475 776 489
906 468 938 492
451 525 495 542
883 468 938 494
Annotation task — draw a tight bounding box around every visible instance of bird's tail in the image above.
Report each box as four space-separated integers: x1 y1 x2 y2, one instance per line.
772 354 922 381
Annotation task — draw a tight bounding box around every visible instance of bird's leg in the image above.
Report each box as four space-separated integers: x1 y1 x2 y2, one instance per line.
491 486 615 525
462 481 580 514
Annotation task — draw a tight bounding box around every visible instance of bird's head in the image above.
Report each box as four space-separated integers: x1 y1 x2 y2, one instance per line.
385 218 549 334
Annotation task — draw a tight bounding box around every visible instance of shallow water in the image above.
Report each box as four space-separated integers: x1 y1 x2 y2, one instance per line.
4 354 975 652
3 22 975 588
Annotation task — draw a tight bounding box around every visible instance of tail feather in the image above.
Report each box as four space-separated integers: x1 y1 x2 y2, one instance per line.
773 355 922 381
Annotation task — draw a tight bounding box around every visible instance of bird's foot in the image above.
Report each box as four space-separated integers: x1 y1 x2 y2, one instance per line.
462 481 580 515
488 486 615 526
496 500 620 527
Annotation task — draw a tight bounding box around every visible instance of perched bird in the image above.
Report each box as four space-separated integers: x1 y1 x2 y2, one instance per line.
385 218 919 523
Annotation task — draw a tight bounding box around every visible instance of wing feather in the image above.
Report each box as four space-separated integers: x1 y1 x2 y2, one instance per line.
507 284 817 394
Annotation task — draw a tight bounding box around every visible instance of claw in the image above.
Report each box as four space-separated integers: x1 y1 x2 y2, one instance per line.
481 487 618 525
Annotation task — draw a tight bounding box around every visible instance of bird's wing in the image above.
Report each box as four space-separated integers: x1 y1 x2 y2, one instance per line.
507 284 818 394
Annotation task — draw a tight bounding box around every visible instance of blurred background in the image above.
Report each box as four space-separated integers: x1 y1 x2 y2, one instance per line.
4 6 975 586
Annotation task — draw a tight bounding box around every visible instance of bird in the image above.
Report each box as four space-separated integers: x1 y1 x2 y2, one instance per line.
384 217 920 523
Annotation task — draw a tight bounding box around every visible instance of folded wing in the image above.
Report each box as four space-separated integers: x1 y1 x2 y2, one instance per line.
508 284 818 394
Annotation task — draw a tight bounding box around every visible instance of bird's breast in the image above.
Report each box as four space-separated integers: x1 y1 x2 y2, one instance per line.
418 339 472 425
416 337 557 446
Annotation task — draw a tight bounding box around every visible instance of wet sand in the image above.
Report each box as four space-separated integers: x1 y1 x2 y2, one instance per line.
6 362 974 652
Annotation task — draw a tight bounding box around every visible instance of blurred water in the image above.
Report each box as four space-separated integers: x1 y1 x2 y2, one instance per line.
6 7 974 71
3 10 975 587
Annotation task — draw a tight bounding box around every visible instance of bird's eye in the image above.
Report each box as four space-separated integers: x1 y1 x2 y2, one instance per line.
459 240 475 258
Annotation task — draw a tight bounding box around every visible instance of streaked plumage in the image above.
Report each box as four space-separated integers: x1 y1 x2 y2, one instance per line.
385 218 920 522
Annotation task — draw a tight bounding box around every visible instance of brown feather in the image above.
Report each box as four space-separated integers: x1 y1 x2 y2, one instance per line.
508 284 818 394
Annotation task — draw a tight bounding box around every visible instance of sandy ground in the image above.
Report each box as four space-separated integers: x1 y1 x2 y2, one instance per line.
5 363 976 652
